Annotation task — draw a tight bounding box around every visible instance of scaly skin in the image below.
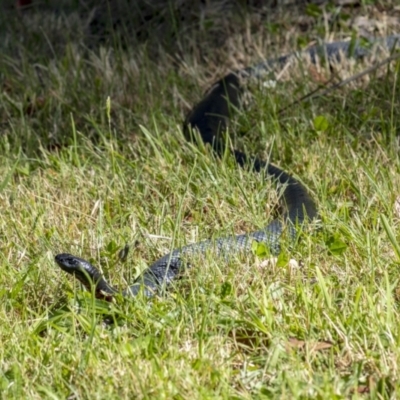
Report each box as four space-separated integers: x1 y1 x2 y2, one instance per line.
55 35 399 299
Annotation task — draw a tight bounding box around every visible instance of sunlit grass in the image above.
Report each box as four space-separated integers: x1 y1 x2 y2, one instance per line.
1 2 400 399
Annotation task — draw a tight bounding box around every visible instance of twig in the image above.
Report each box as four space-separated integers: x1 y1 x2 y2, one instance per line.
277 75 336 115
277 51 400 115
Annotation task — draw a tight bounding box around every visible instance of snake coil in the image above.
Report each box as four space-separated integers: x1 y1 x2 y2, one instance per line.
55 35 400 299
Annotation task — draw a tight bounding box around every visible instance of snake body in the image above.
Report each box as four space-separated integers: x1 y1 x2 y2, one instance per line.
55 35 400 299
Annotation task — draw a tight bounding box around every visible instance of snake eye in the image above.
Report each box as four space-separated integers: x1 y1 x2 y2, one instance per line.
65 257 77 267
55 253 82 269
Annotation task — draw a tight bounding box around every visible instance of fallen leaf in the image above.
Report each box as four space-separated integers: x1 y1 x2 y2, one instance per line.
356 385 370 394
286 337 333 352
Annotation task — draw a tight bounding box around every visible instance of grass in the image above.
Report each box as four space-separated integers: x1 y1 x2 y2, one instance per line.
1 1 400 398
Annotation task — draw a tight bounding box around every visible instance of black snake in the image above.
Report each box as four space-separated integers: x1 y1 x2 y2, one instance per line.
55 35 400 299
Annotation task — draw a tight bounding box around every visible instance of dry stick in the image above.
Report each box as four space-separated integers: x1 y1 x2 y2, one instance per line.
277 51 400 115
276 75 337 115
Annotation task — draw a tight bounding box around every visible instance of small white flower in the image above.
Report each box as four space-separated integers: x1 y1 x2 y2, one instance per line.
262 79 277 88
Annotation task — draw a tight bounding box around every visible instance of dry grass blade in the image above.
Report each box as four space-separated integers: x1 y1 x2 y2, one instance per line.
0 1 399 399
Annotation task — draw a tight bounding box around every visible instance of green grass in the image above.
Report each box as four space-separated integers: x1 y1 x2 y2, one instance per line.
1 2 400 399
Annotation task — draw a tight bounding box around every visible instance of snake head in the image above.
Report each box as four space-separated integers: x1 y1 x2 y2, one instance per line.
55 253 118 299
55 253 89 273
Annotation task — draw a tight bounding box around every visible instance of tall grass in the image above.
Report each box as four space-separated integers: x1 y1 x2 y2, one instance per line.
0 2 400 398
